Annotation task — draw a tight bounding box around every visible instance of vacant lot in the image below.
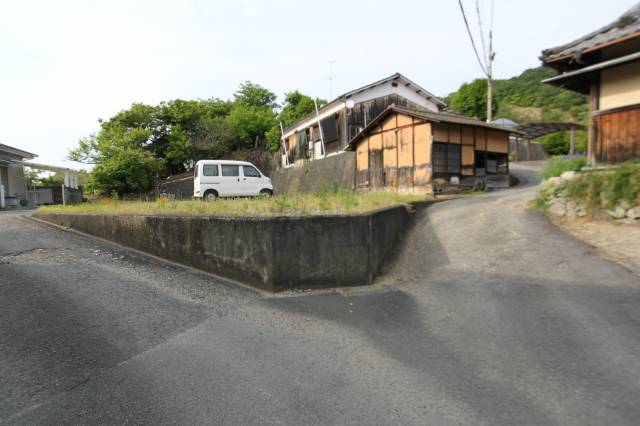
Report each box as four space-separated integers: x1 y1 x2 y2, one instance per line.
38 191 429 217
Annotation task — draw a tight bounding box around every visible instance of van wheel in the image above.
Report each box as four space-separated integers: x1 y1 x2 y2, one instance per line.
204 190 218 202
259 189 273 197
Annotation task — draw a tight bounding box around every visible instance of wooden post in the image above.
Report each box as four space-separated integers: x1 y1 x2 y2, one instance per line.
588 79 600 166
569 127 575 155
527 138 531 161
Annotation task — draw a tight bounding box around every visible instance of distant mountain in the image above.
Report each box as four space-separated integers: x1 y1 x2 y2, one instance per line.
445 67 589 154
446 67 588 124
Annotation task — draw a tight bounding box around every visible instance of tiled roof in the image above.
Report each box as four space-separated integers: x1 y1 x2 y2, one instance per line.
541 3 640 63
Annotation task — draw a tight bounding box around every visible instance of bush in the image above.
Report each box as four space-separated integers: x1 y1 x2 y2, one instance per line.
541 156 588 179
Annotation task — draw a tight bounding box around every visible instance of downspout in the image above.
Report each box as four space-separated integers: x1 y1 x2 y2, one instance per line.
314 99 326 158
0 167 4 209
279 122 290 167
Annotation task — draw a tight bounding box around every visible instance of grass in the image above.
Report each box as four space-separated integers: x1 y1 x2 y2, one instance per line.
38 190 430 217
564 159 640 210
541 155 588 179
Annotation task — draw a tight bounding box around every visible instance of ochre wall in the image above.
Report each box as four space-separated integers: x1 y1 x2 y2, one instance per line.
354 113 432 191
487 130 509 153
600 60 640 111
475 128 487 150
354 113 511 191
433 124 448 142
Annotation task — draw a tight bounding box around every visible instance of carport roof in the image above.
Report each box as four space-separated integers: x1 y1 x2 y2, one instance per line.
515 122 587 140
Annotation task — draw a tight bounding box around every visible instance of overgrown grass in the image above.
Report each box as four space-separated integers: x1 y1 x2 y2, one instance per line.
38 190 429 217
541 155 588 179
564 159 640 210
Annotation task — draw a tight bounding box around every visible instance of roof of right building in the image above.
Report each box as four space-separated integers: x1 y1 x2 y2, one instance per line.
541 3 640 68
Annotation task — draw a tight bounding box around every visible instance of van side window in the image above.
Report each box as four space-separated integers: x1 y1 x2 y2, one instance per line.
203 165 219 176
221 165 239 177
242 166 260 178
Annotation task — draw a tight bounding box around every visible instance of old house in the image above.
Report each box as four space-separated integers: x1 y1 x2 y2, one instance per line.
279 73 447 167
541 3 640 164
347 105 515 193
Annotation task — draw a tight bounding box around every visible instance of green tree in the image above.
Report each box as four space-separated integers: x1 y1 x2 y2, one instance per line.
192 117 236 159
228 82 278 149
265 91 326 151
234 81 278 109
165 125 194 170
69 126 163 195
447 79 495 121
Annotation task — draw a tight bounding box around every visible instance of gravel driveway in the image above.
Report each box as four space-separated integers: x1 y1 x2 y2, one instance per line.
2 162 639 425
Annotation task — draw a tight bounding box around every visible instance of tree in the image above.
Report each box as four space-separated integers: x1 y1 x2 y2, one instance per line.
192 117 236 159
447 79 496 121
69 126 163 195
265 91 326 151
165 125 194 170
234 81 278 109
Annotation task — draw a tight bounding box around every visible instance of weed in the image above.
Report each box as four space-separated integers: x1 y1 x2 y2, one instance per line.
541 156 588 179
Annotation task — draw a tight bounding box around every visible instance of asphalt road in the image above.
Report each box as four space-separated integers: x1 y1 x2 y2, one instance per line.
2 163 639 425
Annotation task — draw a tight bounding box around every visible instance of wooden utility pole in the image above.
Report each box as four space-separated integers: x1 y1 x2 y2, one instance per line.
486 29 494 123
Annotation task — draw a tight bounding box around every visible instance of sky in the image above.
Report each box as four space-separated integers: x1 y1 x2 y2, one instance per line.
0 0 635 169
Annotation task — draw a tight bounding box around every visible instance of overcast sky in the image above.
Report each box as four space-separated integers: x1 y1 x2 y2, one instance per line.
0 0 634 168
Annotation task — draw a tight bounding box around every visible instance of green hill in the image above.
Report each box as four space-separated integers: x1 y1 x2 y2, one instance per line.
446 67 589 154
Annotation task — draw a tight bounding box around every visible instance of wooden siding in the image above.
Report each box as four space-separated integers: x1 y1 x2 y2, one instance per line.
354 112 511 192
487 130 509 153
355 113 432 191
595 105 640 163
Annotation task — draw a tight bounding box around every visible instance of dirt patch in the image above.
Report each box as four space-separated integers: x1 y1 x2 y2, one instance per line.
552 218 640 275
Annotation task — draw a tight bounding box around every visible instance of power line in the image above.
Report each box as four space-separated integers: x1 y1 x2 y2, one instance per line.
475 0 488 69
458 0 488 76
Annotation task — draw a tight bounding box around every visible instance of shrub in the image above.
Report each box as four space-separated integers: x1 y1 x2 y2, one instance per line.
564 159 640 210
541 156 587 179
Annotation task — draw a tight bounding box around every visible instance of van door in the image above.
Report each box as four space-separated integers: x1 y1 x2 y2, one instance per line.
219 164 242 196
240 165 263 195
200 163 220 195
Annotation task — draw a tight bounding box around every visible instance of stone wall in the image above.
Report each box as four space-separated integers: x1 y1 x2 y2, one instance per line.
271 152 356 195
538 170 640 224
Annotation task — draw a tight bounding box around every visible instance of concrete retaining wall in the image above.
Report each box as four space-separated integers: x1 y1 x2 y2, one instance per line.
271 151 356 195
34 204 417 292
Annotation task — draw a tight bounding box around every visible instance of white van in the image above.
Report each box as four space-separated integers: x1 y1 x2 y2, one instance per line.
193 160 273 201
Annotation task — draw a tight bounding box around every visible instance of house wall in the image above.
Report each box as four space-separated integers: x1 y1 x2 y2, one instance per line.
599 60 640 111
356 113 433 192
355 113 510 193
594 105 640 163
7 163 26 198
0 166 8 194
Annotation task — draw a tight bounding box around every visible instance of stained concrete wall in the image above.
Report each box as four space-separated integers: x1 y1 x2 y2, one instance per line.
271 151 356 195
34 203 421 292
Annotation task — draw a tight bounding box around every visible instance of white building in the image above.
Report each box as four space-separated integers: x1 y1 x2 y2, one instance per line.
279 73 446 167
0 143 37 208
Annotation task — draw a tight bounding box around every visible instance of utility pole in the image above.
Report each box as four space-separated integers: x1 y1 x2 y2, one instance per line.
486 29 494 123
458 0 495 123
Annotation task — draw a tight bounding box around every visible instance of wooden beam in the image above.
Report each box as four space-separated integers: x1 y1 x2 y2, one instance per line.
588 78 600 166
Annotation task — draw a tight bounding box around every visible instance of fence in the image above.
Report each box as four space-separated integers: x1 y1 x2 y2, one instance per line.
509 139 548 162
